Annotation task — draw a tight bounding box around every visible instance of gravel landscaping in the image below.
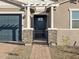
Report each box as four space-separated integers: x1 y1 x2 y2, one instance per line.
50 46 79 59
6 45 32 59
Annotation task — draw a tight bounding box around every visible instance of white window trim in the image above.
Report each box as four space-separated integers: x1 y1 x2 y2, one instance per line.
0 12 24 14
72 19 79 20
70 9 79 29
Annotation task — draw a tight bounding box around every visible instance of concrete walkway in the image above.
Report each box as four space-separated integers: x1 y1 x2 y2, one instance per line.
30 44 51 59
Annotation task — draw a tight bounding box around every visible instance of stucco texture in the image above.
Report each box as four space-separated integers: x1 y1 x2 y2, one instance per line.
57 29 79 46
22 29 33 44
54 1 79 29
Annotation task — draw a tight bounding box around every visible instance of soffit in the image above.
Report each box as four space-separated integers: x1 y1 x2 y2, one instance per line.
17 0 54 5
0 1 19 8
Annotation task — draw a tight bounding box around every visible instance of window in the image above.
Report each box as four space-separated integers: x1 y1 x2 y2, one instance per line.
38 18 43 21
70 10 79 28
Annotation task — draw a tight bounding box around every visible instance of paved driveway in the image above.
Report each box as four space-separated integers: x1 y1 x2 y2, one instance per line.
0 43 18 59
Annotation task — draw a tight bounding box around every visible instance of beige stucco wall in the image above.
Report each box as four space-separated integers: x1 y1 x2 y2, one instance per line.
53 1 79 46
57 29 79 46
0 8 21 11
54 1 79 29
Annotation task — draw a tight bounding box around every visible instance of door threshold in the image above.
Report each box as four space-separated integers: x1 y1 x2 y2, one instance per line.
33 39 48 45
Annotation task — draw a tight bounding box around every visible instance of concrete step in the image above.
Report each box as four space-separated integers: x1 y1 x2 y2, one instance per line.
33 39 48 45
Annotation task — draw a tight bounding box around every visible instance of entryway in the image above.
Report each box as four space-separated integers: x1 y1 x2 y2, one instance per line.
33 15 48 42
30 44 51 59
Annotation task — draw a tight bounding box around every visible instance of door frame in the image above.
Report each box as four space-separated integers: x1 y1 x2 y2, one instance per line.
33 14 48 40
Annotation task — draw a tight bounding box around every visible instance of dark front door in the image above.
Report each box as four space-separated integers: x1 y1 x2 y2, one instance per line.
34 15 47 40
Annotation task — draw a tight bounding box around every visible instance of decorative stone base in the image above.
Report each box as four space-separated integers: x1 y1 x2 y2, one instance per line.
48 28 57 46
48 29 79 47
22 28 33 44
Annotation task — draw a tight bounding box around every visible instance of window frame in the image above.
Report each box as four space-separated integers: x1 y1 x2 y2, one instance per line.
70 9 79 29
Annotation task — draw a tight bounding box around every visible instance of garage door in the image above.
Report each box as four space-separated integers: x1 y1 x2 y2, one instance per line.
0 14 22 41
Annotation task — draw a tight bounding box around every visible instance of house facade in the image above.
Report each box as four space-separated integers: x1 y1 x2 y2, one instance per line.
0 0 79 46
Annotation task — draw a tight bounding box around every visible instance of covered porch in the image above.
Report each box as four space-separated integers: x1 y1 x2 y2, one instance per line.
22 3 59 44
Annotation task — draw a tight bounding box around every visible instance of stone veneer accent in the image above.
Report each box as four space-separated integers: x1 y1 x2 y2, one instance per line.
48 29 79 47
48 29 57 46
22 29 33 44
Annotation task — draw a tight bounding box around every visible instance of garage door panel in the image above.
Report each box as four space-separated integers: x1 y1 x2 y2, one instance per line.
0 14 22 41
0 30 12 41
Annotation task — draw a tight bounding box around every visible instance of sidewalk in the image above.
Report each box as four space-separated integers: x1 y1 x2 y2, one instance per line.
30 44 51 59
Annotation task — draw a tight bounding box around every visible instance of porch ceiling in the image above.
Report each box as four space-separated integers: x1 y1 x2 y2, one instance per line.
0 0 59 7
0 0 59 13
0 0 26 7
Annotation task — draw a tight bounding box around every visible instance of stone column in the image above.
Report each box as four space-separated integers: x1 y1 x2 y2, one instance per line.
48 6 57 46
22 5 33 45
